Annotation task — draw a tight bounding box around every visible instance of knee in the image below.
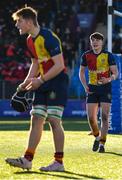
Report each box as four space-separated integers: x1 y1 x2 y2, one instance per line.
31 115 45 128
48 118 62 130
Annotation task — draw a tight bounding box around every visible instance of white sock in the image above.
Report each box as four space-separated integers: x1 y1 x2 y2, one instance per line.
99 144 104 147
95 136 100 141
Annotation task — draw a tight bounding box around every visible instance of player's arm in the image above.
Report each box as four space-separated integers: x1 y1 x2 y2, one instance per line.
17 58 39 91
79 65 89 93
25 54 65 91
96 64 118 84
108 53 119 81
109 64 118 81
41 53 65 82
24 58 39 81
99 65 118 84
37 31 65 82
99 52 119 84
25 31 65 91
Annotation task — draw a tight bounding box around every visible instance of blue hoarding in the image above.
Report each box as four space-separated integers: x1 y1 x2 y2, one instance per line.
0 99 87 118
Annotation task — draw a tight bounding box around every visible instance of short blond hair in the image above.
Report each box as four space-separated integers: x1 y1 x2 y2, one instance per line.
12 6 38 26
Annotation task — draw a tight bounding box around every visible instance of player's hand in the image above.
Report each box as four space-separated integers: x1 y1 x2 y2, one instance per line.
17 79 32 92
98 77 111 84
84 86 89 93
85 86 93 94
25 78 42 91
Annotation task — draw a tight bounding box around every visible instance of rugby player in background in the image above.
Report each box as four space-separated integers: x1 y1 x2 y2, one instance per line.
79 32 118 153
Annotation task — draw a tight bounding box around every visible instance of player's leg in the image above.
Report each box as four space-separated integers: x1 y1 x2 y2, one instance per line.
87 103 99 135
5 90 47 170
39 73 68 171
98 102 111 153
5 107 47 170
87 103 100 151
48 110 64 153
40 106 65 171
24 113 45 159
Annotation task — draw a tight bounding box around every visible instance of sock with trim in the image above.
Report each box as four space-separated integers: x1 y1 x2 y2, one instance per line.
54 152 64 164
24 149 35 161
99 139 106 145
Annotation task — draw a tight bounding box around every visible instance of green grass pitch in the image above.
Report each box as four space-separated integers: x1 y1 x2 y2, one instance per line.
0 118 122 180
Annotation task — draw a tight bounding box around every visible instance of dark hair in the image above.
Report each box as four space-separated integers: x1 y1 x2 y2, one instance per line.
90 32 104 41
12 6 38 26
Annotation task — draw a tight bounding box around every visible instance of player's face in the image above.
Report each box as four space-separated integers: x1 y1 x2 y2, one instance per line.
15 16 31 35
90 38 103 52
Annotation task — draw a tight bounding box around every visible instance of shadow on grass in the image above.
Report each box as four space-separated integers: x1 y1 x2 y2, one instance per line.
15 170 103 179
0 118 90 131
105 151 122 156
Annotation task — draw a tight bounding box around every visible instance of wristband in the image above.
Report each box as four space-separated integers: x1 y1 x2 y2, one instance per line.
111 74 116 80
108 78 111 83
37 77 44 84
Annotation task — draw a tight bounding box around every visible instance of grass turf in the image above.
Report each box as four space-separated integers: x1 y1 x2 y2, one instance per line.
0 119 122 179
0 118 89 131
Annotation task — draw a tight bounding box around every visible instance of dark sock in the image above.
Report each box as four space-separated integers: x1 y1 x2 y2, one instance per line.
99 139 106 145
54 152 64 164
24 149 34 161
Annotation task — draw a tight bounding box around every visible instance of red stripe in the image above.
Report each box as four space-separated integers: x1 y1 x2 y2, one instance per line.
27 36 38 59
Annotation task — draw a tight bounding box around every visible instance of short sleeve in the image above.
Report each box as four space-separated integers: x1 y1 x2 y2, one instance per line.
80 53 87 66
108 52 116 66
45 31 62 57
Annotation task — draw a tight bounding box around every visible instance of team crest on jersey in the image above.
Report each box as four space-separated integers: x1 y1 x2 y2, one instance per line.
49 91 56 99
101 59 105 64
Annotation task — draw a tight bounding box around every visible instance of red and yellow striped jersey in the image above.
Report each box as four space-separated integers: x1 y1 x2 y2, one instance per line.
81 50 116 85
26 28 65 75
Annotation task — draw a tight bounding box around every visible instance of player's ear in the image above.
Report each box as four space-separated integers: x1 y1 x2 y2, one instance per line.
26 18 33 26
